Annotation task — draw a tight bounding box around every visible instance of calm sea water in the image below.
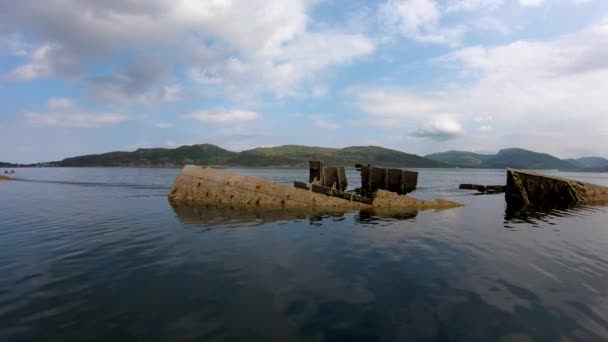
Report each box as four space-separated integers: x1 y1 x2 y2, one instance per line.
1 167 608 341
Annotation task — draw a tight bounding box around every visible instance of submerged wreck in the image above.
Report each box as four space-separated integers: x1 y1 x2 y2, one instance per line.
506 169 608 208
168 162 462 212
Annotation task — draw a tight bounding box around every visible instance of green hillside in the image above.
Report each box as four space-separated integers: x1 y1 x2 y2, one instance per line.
229 145 340 166
425 150 492 167
483 148 577 169
427 148 580 170
569 157 608 169
18 144 607 170
339 146 443 167
231 145 445 167
58 144 237 167
54 144 447 168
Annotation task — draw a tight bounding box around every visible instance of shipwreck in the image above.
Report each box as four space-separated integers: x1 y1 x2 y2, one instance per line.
168 161 462 212
505 169 608 208
168 163 608 216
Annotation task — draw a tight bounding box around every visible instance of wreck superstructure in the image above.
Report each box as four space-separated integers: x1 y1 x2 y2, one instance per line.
168 162 462 212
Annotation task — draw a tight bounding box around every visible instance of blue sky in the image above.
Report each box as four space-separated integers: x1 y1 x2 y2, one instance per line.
1 0 607 163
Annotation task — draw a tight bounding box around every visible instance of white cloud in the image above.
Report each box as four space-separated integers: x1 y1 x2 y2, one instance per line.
3 41 79 81
24 98 127 128
25 112 127 128
47 98 73 110
153 122 172 129
1 0 374 99
161 85 182 102
350 87 443 119
310 115 341 129
184 108 260 123
411 116 464 140
189 32 374 97
83 60 180 104
5 45 54 81
353 19 608 155
189 68 224 85
311 84 329 98
0 33 28 56
519 0 544 7
445 0 504 13
379 0 466 46
474 17 511 35
259 32 375 96
474 115 493 122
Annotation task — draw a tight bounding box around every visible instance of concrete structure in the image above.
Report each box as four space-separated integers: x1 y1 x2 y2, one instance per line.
506 169 608 208
168 165 462 212
308 161 348 191
359 165 418 197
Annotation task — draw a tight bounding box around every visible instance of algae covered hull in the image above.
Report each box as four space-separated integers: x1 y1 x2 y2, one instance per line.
506 169 608 208
168 165 461 212
169 165 370 209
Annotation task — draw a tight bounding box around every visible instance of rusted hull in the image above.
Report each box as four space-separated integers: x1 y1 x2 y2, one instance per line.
506 169 608 208
169 166 370 209
168 166 462 212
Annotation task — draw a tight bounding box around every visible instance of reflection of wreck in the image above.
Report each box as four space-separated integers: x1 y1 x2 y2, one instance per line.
168 162 461 212
171 203 421 227
171 204 351 226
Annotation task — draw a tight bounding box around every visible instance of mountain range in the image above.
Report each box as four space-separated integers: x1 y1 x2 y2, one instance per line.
1 145 607 171
425 148 608 171
50 144 446 168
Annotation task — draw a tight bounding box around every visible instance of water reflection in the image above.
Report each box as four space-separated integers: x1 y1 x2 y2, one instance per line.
356 209 418 224
171 204 351 226
171 204 420 227
504 202 607 226
3 168 608 341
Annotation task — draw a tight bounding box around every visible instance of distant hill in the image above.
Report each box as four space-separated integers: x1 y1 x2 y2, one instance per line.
7 145 606 170
482 148 577 170
426 148 593 170
53 144 447 168
424 151 492 167
58 144 237 167
568 157 608 170
231 145 445 167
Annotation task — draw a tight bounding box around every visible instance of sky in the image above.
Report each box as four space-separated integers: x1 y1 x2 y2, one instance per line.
1 0 607 163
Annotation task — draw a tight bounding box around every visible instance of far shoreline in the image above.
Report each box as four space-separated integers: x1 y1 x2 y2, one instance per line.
2 165 606 173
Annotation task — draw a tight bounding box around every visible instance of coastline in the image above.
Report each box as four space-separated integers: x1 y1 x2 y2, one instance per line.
2 165 606 172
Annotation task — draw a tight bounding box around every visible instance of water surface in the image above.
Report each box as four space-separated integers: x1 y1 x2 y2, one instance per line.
1 168 608 341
